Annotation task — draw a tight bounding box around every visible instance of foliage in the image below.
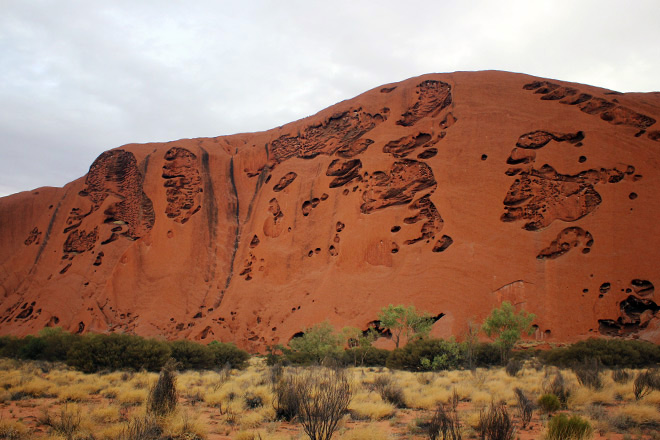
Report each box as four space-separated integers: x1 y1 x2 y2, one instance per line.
504 358 523 377
378 304 434 348
543 371 571 408
272 370 302 421
633 368 660 400
545 414 593 440
540 338 660 368
572 357 603 390
611 368 631 384
208 340 249 369
147 359 178 416
477 402 515 440
286 321 344 364
169 340 215 370
537 394 561 414
341 327 380 366
66 333 171 373
118 415 162 440
481 302 535 363
341 347 389 367
292 367 352 440
427 390 461 440
514 387 534 428
387 338 463 371
371 375 406 408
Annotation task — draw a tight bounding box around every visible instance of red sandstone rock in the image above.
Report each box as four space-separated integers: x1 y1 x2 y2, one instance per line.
1 71 659 351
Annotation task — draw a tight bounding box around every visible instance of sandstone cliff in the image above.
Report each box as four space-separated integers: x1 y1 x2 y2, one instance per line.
1 71 659 350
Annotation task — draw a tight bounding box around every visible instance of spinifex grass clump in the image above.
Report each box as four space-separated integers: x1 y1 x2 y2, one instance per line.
478 402 515 440
514 387 534 428
545 414 593 440
147 359 178 417
544 371 571 408
572 357 603 390
633 368 660 400
427 389 461 440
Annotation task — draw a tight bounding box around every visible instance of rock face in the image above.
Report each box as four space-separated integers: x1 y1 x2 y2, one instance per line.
1 71 660 350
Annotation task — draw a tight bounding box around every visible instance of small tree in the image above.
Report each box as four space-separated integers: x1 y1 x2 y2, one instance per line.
378 304 434 348
292 367 351 440
481 301 535 363
287 321 343 364
341 326 378 366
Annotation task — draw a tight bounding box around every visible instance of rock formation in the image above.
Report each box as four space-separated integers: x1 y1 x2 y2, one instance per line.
1 71 659 350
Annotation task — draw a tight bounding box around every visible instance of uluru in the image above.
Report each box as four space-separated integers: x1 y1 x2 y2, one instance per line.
1 70 659 351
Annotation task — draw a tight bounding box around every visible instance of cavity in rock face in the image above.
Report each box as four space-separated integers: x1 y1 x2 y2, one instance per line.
537 227 594 259
361 160 437 214
326 159 363 188
397 80 453 126
523 81 657 131
162 147 203 224
75 150 155 240
502 131 633 231
273 172 298 192
269 107 388 163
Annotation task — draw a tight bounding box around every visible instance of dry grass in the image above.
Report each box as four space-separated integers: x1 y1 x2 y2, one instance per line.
1 359 659 439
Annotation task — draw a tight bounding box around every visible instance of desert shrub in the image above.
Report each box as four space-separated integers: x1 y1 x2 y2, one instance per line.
514 387 534 428
0 336 23 359
244 392 263 409
285 321 344 365
293 367 352 440
371 375 406 408
572 357 603 390
147 360 178 416
540 338 660 368
505 359 523 377
342 347 389 367
470 342 502 368
0 420 30 440
118 415 162 440
168 340 214 370
537 394 561 414
478 402 515 440
545 414 593 440
272 370 301 421
633 368 660 400
427 390 461 440
208 340 249 369
41 403 83 440
611 368 630 384
543 371 571 408
386 338 463 371
66 333 170 373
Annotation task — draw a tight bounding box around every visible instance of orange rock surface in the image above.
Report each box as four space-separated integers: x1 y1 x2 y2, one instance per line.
1 71 659 350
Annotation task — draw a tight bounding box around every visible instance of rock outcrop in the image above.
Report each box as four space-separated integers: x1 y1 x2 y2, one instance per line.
1 71 659 350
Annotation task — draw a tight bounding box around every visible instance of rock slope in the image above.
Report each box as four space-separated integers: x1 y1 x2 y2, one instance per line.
1 71 659 350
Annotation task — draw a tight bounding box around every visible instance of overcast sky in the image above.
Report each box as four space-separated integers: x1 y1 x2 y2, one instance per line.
1 0 659 197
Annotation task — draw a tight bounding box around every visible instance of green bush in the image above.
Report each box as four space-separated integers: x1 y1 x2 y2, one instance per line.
208 341 249 369
386 338 464 371
341 347 389 367
0 335 23 359
546 414 593 440
285 321 344 365
537 394 561 414
540 338 660 368
168 340 214 370
0 328 79 362
66 333 170 373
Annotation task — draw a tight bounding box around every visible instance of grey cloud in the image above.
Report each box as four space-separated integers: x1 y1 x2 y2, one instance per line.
1 0 659 197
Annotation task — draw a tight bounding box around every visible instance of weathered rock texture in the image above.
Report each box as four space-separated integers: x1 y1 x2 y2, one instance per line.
1 71 659 350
